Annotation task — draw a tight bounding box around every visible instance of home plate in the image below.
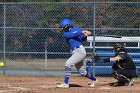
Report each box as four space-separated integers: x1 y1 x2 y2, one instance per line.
100 87 111 90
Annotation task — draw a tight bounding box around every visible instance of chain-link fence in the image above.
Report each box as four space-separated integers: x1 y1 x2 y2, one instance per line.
0 2 140 77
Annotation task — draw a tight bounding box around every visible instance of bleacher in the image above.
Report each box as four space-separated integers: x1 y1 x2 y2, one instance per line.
86 36 140 77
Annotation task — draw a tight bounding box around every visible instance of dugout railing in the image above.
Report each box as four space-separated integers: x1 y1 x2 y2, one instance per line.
86 36 140 77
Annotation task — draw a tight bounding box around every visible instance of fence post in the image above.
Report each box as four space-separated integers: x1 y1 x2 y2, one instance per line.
45 39 48 70
3 4 6 75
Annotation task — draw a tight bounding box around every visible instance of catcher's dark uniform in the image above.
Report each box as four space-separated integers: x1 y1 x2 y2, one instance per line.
93 43 136 86
112 52 136 82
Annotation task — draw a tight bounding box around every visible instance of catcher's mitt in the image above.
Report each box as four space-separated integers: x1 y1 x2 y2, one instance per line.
91 53 102 62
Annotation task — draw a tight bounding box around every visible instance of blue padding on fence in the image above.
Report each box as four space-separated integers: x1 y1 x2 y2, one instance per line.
134 62 140 66
95 62 114 66
95 67 112 74
133 58 140 62
95 61 140 66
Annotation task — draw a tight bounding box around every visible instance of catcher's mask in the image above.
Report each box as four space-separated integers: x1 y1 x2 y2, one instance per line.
113 43 127 56
60 18 73 32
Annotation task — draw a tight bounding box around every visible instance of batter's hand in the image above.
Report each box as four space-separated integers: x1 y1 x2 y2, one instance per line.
82 30 91 37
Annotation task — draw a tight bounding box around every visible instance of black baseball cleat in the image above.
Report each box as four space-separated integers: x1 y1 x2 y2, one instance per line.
109 79 134 87
124 79 134 86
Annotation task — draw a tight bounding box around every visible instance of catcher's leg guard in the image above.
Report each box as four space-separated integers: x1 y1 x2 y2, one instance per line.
112 71 130 82
112 71 134 86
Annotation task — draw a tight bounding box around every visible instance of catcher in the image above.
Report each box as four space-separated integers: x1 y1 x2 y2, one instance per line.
93 43 136 86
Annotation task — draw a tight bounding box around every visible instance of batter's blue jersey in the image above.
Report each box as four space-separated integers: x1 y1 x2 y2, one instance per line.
63 27 84 50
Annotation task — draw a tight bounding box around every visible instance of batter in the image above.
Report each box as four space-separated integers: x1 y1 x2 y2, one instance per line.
57 18 97 88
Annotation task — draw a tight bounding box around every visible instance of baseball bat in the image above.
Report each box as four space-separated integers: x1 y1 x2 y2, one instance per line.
90 33 122 38
99 34 122 38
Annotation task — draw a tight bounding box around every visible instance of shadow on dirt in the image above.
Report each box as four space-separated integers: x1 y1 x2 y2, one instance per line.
69 84 83 87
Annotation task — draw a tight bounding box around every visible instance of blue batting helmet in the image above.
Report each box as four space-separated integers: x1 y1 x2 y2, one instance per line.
61 18 72 28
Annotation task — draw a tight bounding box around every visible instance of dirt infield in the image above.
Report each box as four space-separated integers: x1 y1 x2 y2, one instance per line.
0 76 140 93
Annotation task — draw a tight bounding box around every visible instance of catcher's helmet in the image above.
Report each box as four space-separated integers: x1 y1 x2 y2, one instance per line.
113 43 127 55
61 18 72 29
113 43 125 50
